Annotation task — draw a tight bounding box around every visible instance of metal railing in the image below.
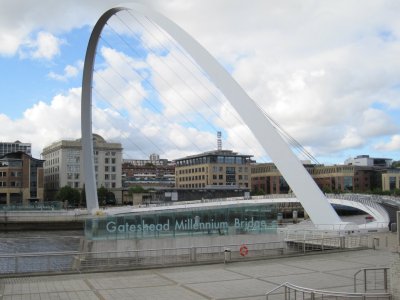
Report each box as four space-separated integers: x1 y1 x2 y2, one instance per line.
354 268 390 293
280 227 388 241
266 282 392 300
0 235 368 276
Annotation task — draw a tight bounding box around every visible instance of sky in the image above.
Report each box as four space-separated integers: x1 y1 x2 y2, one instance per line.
0 0 399 164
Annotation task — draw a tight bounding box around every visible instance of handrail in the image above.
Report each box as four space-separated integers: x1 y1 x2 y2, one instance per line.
264 282 289 296
0 235 367 259
0 235 373 276
266 282 392 299
354 267 390 292
0 251 80 258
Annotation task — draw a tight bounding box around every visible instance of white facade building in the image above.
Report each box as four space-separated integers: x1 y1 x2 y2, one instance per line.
42 134 122 197
344 155 392 168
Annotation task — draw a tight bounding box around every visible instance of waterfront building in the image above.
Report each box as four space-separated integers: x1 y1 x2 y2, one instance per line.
310 165 380 193
122 154 175 189
344 155 392 168
42 134 122 199
174 150 252 189
251 163 381 194
251 163 290 194
0 152 44 205
0 141 31 157
381 168 400 191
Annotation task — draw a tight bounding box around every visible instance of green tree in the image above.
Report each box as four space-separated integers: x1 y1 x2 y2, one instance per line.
80 184 86 208
392 189 400 196
392 161 400 168
251 187 265 196
321 186 332 194
97 186 108 206
56 186 80 207
128 185 146 195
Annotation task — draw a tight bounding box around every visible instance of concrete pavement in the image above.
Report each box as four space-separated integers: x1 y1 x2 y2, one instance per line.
0 243 397 300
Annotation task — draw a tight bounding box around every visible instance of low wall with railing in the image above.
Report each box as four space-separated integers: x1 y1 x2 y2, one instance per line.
265 282 392 300
0 235 370 276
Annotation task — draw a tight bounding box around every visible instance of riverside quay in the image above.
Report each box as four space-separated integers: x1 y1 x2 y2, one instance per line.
85 203 279 240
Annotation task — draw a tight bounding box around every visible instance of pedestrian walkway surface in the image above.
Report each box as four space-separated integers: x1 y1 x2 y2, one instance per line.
0 247 396 300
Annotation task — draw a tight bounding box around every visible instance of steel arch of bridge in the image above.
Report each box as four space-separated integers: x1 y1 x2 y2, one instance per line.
81 3 342 226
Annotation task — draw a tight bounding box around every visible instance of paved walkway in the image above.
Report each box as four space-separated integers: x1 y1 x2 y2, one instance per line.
0 243 397 300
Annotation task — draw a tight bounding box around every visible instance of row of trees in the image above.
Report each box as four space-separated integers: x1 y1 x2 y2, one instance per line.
55 185 150 208
55 185 116 208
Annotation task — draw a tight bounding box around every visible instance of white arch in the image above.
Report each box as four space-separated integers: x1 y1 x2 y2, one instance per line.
82 3 342 225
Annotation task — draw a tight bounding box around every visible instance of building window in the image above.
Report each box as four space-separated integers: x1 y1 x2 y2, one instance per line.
343 176 353 191
389 176 396 190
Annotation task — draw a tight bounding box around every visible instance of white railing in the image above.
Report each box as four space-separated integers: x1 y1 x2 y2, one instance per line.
0 235 369 276
265 282 392 300
354 268 390 293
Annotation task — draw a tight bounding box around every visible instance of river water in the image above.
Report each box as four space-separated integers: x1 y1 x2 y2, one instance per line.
0 230 83 254
0 215 371 255
0 214 371 274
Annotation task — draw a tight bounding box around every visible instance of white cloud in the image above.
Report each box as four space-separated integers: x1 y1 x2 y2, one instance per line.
30 31 63 59
0 0 125 57
0 30 23 56
48 60 82 81
375 135 400 152
0 88 82 157
1 0 400 162
358 108 398 138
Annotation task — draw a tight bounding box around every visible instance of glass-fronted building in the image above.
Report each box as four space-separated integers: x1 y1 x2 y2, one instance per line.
174 150 252 189
0 141 31 157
